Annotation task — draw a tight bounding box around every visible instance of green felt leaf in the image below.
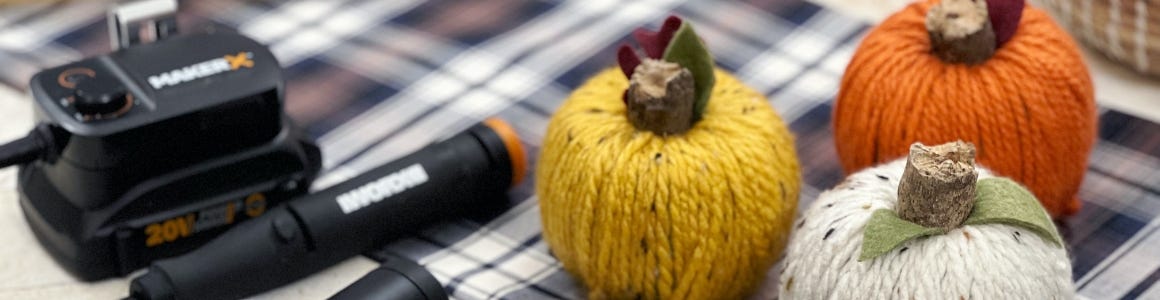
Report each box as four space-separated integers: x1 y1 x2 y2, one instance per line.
964 178 1063 246
859 209 946 261
661 22 715 122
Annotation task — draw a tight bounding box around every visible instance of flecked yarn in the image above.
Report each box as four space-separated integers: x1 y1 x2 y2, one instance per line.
537 68 801 299
779 159 1074 299
833 0 1097 218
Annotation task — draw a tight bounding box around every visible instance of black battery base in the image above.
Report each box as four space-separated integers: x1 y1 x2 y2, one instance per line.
17 120 320 281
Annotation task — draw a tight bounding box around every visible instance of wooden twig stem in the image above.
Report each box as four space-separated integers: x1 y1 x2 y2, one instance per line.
626 59 696 135
896 141 979 229
926 0 997 65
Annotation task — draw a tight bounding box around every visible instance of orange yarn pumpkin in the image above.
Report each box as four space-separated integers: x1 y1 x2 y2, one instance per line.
833 0 1096 218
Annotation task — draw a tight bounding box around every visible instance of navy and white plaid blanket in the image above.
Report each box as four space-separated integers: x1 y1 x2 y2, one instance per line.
0 0 1158 299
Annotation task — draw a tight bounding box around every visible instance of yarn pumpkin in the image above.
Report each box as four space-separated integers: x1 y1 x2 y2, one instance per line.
537 16 801 299
833 0 1097 218
779 141 1073 299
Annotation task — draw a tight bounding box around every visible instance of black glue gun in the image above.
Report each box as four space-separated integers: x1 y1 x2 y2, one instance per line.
128 119 527 300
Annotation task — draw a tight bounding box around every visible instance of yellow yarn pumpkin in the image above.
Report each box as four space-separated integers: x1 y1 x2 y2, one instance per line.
537 66 801 299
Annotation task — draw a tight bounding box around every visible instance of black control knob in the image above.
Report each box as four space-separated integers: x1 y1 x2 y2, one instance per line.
73 75 130 118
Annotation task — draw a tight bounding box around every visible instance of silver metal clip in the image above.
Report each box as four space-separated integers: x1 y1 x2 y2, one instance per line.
108 0 179 50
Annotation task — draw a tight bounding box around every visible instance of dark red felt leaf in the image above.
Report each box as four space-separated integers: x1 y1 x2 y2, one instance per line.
618 15 687 103
632 16 683 59
617 44 641 79
632 30 662 59
987 0 1024 47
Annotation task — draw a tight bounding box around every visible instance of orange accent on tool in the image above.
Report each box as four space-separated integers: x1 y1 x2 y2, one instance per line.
57 68 96 89
483 118 526 187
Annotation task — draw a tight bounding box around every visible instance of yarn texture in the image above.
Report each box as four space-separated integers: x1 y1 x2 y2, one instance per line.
538 68 801 299
779 159 1074 299
833 0 1097 218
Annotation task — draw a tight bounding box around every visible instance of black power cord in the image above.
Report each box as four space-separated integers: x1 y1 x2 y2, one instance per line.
0 124 62 168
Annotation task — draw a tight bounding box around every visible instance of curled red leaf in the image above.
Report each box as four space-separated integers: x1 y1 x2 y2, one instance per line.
617 15 689 103
617 44 641 79
987 0 1024 47
632 16 683 59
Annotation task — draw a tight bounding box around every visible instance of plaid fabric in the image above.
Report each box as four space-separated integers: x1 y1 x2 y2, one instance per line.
0 0 1158 299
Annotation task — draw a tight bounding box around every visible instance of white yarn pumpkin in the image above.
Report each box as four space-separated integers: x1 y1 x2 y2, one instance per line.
778 158 1073 299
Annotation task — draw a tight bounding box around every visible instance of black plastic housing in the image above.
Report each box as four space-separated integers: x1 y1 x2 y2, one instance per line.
129 122 516 300
329 257 448 300
17 32 322 280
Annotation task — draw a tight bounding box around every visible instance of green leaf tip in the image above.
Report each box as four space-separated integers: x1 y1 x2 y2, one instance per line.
661 21 715 122
965 178 1063 247
859 209 945 261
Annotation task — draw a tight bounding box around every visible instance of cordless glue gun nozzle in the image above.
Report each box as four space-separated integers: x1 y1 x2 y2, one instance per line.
128 119 523 300
482 118 526 187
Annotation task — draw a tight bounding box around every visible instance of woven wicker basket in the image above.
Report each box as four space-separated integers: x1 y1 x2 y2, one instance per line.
1038 0 1160 76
